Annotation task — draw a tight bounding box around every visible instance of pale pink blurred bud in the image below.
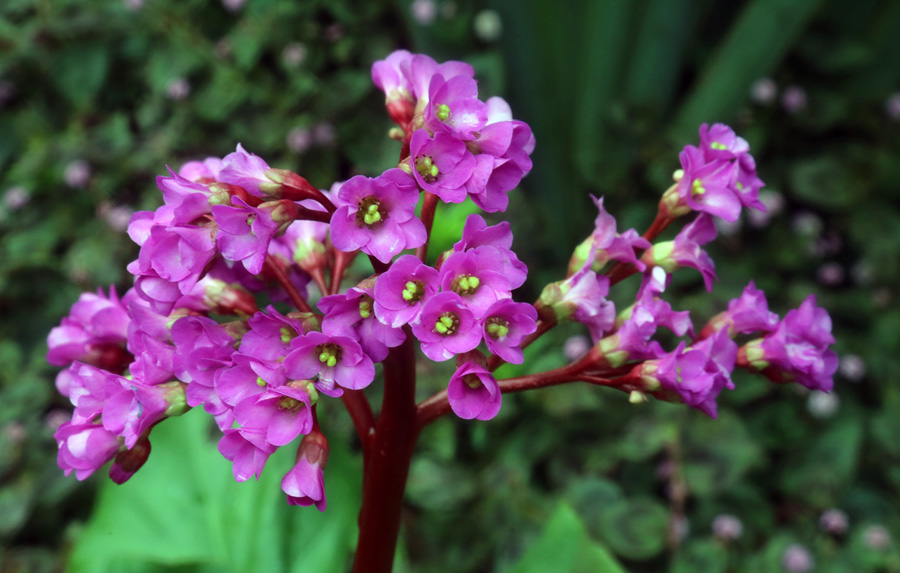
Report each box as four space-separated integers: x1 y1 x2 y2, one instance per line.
885 93 900 121
3 186 29 210
563 335 590 361
712 514 743 541
782 85 807 113
312 122 336 146
807 391 839 418
65 160 91 189
282 42 308 68
123 0 144 11
166 77 191 101
222 0 244 12
838 354 865 382
473 9 503 42
791 212 822 238
817 262 843 286
214 39 232 60
45 409 71 432
714 216 742 237
0 80 13 107
100 204 135 232
3 422 25 446
287 127 312 153
411 0 437 25
323 24 343 42
747 190 785 228
750 77 777 105
863 524 891 550
819 508 848 534
782 544 814 573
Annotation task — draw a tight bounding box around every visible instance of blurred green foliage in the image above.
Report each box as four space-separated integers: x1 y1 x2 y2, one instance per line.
2 0 900 571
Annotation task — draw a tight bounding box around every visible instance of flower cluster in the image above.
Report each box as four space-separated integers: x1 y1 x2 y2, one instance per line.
47 50 837 513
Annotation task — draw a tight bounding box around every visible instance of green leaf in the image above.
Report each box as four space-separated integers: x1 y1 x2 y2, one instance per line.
673 0 823 135
788 157 865 210
672 539 728 573
597 496 668 560
68 410 361 573
50 44 109 108
505 502 625 573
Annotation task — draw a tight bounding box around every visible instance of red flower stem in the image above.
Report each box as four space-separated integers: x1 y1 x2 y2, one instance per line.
296 205 332 223
415 192 440 261
415 361 621 430
353 329 419 573
309 266 329 298
263 258 312 314
341 390 375 467
329 249 355 295
606 209 673 285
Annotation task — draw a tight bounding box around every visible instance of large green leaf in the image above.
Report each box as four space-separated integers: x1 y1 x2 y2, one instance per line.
67 410 361 573
673 0 823 135
505 502 625 573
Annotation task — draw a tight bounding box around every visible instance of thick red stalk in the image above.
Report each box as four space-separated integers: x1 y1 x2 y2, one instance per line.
414 192 440 261
263 258 312 314
352 330 419 573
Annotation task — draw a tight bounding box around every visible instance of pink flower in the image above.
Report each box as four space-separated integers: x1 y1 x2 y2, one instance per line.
329 169 426 264
447 361 502 420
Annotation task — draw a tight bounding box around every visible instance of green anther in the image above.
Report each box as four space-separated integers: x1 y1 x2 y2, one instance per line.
319 352 330 363
486 322 509 339
452 274 481 295
434 321 449 334
440 316 454 328
710 141 728 150
415 156 440 181
691 179 706 196
436 103 451 121
326 355 337 367
280 326 295 343
468 276 480 289
359 299 372 319
363 210 382 225
402 281 421 302
256 376 267 387
464 374 482 389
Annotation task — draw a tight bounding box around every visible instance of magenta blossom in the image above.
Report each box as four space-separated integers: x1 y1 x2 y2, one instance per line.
319 285 406 363
482 298 538 364
330 169 426 264
212 197 283 274
424 74 488 141
700 281 780 339
409 130 476 204
55 422 121 481
233 382 314 447
217 143 272 198
283 332 375 397
47 286 131 371
373 255 440 328
674 145 742 222
282 432 328 511
218 427 277 482
439 249 512 317
411 292 481 361
642 213 718 292
739 295 837 392
447 361 502 420
539 255 615 343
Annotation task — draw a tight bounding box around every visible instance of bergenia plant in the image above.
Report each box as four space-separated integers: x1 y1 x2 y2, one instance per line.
46 49 837 572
